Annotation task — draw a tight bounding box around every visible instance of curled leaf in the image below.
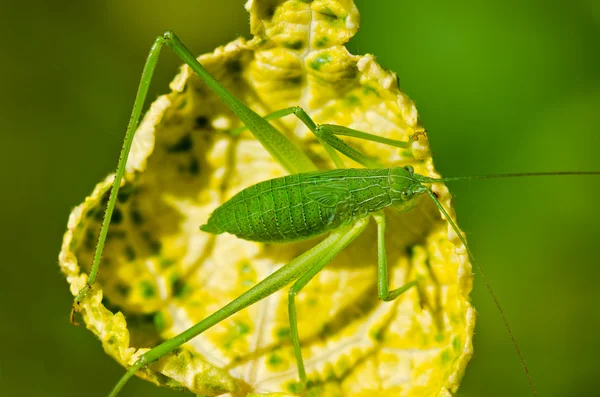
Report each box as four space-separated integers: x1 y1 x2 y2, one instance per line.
59 0 474 395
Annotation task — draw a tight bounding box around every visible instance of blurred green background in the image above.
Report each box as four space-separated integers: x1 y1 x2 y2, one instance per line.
1 0 598 396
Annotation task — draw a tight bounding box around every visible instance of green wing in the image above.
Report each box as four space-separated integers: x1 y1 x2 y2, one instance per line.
303 185 350 207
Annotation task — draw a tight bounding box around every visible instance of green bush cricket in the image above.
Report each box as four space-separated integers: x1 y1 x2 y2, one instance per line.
57 2 600 392
64 26 600 397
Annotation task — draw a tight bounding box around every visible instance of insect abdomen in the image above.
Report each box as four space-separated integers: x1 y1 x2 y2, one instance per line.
201 169 394 242
201 173 338 242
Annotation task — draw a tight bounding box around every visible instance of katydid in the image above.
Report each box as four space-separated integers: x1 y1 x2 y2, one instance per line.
69 31 599 397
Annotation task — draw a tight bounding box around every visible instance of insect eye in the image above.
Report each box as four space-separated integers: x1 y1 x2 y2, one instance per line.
404 165 414 173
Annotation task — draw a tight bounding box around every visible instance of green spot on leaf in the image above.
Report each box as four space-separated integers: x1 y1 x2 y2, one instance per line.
267 353 283 367
286 76 302 86
287 381 303 394
236 321 251 335
240 262 252 274
129 209 143 225
310 54 332 70
453 336 462 352
154 312 165 332
345 95 360 105
319 7 337 19
139 280 156 298
124 245 136 261
160 258 175 268
363 85 380 96
111 207 123 224
315 36 329 48
441 350 451 364
167 134 193 153
284 40 304 50
370 327 384 342
226 60 242 74
115 283 130 297
171 277 191 299
276 327 291 340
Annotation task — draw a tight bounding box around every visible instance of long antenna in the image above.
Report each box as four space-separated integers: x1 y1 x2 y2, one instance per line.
426 189 537 397
417 171 600 184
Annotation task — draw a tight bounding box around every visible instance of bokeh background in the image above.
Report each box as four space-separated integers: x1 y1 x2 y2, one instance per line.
1 0 598 396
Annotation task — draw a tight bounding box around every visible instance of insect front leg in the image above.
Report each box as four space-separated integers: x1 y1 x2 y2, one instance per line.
231 106 345 168
373 212 419 301
229 106 420 169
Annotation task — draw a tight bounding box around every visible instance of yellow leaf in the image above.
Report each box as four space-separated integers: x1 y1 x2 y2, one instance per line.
59 0 474 395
